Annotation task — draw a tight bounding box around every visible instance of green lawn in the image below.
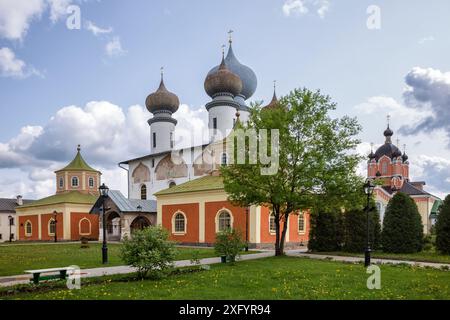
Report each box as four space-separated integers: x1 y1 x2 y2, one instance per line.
0 243 231 277
309 250 450 264
3 256 450 300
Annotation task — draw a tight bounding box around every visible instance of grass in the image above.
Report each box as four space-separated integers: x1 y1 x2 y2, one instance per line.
3 256 450 300
309 250 450 264
0 243 249 277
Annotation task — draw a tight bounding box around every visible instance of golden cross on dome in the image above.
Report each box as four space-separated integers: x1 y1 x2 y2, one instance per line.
228 30 234 44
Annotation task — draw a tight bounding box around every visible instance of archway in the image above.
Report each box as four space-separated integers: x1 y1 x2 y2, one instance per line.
130 216 151 233
106 211 121 241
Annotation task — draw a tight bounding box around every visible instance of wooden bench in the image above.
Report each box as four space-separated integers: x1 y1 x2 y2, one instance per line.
24 267 76 284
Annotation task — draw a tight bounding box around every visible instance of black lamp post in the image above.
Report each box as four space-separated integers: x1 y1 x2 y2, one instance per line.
99 183 109 264
8 215 13 243
363 179 375 267
53 210 58 243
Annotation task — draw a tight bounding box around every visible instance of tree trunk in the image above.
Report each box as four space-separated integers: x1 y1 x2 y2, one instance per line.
275 212 281 256
279 214 289 255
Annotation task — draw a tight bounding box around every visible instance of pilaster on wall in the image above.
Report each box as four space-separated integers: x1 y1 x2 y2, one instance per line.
199 201 205 243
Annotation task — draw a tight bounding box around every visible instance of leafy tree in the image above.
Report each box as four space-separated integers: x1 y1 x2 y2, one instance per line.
381 192 423 253
214 228 246 263
343 202 381 252
221 88 364 255
120 226 176 279
308 210 343 252
436 195 450 254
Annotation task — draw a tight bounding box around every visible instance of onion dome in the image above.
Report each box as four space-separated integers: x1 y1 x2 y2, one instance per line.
204 54 242 98
145 73 179 114
374 123 402 160
207 42 257 101
263 86 279 110
368 150 376 160
402 152 409 162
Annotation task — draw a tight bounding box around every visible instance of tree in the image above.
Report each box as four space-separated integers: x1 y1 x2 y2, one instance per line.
221 88 364 256
308 210 343 252
120 226 176 279
381 192 423 253
436 195 450 254
343 202 381 253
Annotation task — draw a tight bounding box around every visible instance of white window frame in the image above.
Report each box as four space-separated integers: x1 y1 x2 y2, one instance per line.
215 208 234 233
48 218 56 236
25 220 32 237
71 176 79 187
269 212 276 234
298 212 306 234
172 211 187 235
79 218 92 236
59 177 64 189
88 177 95 188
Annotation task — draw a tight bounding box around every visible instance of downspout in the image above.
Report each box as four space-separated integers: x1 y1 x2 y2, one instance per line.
118 162 130 198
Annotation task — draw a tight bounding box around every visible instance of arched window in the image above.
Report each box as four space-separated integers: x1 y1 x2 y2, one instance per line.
169 181 176 188
48 219 56 235
221 153 228 166
173 212 186 234
298 212 305 233
381 161 388 175
59 177 64 189
79 218 92 235
88 177 95 188
217 210 232 232
25 221 32 236
140 184 147 200
269 213 276 233
71 176 79 187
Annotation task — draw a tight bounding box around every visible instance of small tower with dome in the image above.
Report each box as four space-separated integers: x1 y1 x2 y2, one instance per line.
146 68 180 154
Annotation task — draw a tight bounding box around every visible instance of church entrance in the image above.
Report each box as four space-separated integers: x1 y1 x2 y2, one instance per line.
106 212 121 241
130 216 151 233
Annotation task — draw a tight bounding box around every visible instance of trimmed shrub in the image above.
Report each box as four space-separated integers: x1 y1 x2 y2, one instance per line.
381 192 423 253
343 205 381 253
436 195 450 254
120 226 176 279
308 210 343 252
214 228 246 263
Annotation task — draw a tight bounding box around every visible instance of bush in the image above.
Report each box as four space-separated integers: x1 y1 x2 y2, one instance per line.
308 210 343 252
436 195 450 254
381 192 423 253
120 226 176 279
214 228 246 263
343 206 381 253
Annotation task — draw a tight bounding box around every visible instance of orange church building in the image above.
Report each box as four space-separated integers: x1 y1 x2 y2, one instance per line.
15 146 100 241
155 173 310 249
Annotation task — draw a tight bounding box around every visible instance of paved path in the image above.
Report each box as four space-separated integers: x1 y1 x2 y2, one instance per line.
287 250 450 270
0 251 273 288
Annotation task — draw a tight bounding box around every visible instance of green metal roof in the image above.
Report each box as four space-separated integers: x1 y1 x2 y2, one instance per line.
154 175 224 196
17 191 98 209
55 147 99 173
431 199 443 214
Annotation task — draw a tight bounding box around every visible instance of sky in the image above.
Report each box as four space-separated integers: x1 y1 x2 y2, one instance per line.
1 0 450 200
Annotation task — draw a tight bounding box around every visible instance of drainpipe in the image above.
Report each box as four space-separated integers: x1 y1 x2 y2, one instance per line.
118 163 129 198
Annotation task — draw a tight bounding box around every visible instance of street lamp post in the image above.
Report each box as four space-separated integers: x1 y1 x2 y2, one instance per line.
53 210 58 243
363 179 375 267
8 215 12 243
99 183 110 264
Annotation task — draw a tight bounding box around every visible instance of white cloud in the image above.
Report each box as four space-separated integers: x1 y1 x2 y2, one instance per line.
85 20 113 36
418 36 435 45
0 100 208 199
105 37 127 57
282 0 330 18
0 47 41 78
47 0 72 23
0 0 45 40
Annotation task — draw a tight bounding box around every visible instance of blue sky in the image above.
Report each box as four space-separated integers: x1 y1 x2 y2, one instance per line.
1 0 450 199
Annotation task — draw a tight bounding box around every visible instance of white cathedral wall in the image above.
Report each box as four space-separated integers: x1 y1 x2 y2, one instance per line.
208 105 239 142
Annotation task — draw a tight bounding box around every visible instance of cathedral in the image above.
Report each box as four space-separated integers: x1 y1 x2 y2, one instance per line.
368 121 441 234
117 37 310 248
